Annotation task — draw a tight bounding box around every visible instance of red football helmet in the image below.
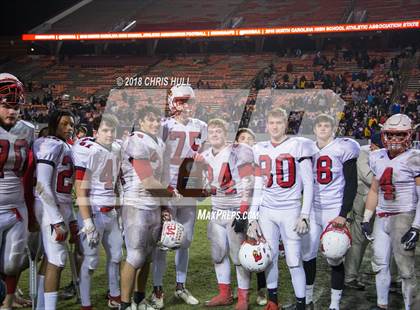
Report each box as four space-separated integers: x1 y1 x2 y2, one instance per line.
381 114 413 155
0 73 25 107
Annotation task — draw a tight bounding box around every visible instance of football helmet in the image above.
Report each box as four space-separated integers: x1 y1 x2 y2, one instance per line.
157 220 185 250
381 114 413 154
0 73 25 106
238 239 272 273
167 84 195 115
320 222 352 261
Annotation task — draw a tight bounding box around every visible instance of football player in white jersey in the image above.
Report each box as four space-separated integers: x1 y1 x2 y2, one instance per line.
33 109 78 310
73 114 123 309
202 119 254 310
361 114 420 310
119 105 180 310
235 128 268 306
302 114 360 310
0 73 35 309
248 108 316 310
152 85 207 308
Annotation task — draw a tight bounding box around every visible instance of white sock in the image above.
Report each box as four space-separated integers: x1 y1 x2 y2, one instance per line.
175 248 189 284
79 261 92 306
214 256 231 284
36 275 45 309
329 289 342 310
44 291 58 310
236 265 250 290
306 284 314 304
107 260 120 297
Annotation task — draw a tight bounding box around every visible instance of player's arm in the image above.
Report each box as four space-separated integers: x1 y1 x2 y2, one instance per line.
232 161 254 233
22 149 38 232
360 176 379 241
131 158 180 198
401 176 420 250
294 156 313 234
247 163 264 240
332 158 358 226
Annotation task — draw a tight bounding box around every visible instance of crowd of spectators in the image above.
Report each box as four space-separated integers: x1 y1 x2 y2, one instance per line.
19 47 419 142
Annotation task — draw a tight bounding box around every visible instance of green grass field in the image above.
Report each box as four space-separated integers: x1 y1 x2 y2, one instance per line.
18 201 416 309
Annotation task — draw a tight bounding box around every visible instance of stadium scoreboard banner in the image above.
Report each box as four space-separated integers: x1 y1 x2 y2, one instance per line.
22 20 420 41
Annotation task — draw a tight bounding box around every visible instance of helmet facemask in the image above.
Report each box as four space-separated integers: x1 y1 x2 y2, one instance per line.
381 130 412 156
0 79 25 107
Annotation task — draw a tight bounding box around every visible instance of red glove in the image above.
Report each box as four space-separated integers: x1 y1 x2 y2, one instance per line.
52 222 68 242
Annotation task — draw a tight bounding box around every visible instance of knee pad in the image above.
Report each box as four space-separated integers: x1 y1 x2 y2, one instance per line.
126 248 147 270
48 250 67 268
286 252 301 268
211 241 227 264
110 249 122 264
2 257 23 276
84 255 99 271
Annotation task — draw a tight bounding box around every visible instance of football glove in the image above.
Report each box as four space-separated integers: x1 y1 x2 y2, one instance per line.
80 218 100 248
294 214 310 234
361 221 374 242
247 220 263 240
232 213 248 233
401 227 419 251
52 222 68 242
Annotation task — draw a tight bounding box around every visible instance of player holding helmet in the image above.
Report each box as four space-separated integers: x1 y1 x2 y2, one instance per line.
201 119 254 310
302 114 360 310
248 108 316 310
0 73 35 309
151 85 207 308
362 114 420 310
119 105 181 310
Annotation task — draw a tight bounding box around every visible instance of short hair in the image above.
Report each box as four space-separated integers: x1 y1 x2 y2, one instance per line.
92 114 119 131
267 108 288 122
48 109 75 136
137 105 162 122
314 113 336 128
208 118 228 133
38 127 49 138
235 127 255 142
76 125 87 134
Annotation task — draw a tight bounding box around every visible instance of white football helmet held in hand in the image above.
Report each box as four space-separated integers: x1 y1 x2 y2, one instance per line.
320 222 352 261
157 220 185 251
239 239 272 273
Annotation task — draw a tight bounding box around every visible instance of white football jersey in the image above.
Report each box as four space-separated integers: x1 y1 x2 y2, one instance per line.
121 131 165 210
161 117 207 187
33 136 74 206
313 138 360 209
369 148 420 213
253 137 317 209
0 120 35 210
73 137 121 210
202 143 254 209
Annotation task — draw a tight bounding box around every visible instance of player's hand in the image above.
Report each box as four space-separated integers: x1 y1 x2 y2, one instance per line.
401 227 419 251
247 220 263 240
361 221 374 242
161 208 172 222
52 222 68 242
331 216 347 228
294 214 310 235
68 220 79 244
80 218 99 248
232 212 248 233
192 152 205 162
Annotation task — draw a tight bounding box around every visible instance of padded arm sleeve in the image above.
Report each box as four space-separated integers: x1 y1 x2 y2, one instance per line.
35 162 64 224
299 157 314 215
340 158 358 217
